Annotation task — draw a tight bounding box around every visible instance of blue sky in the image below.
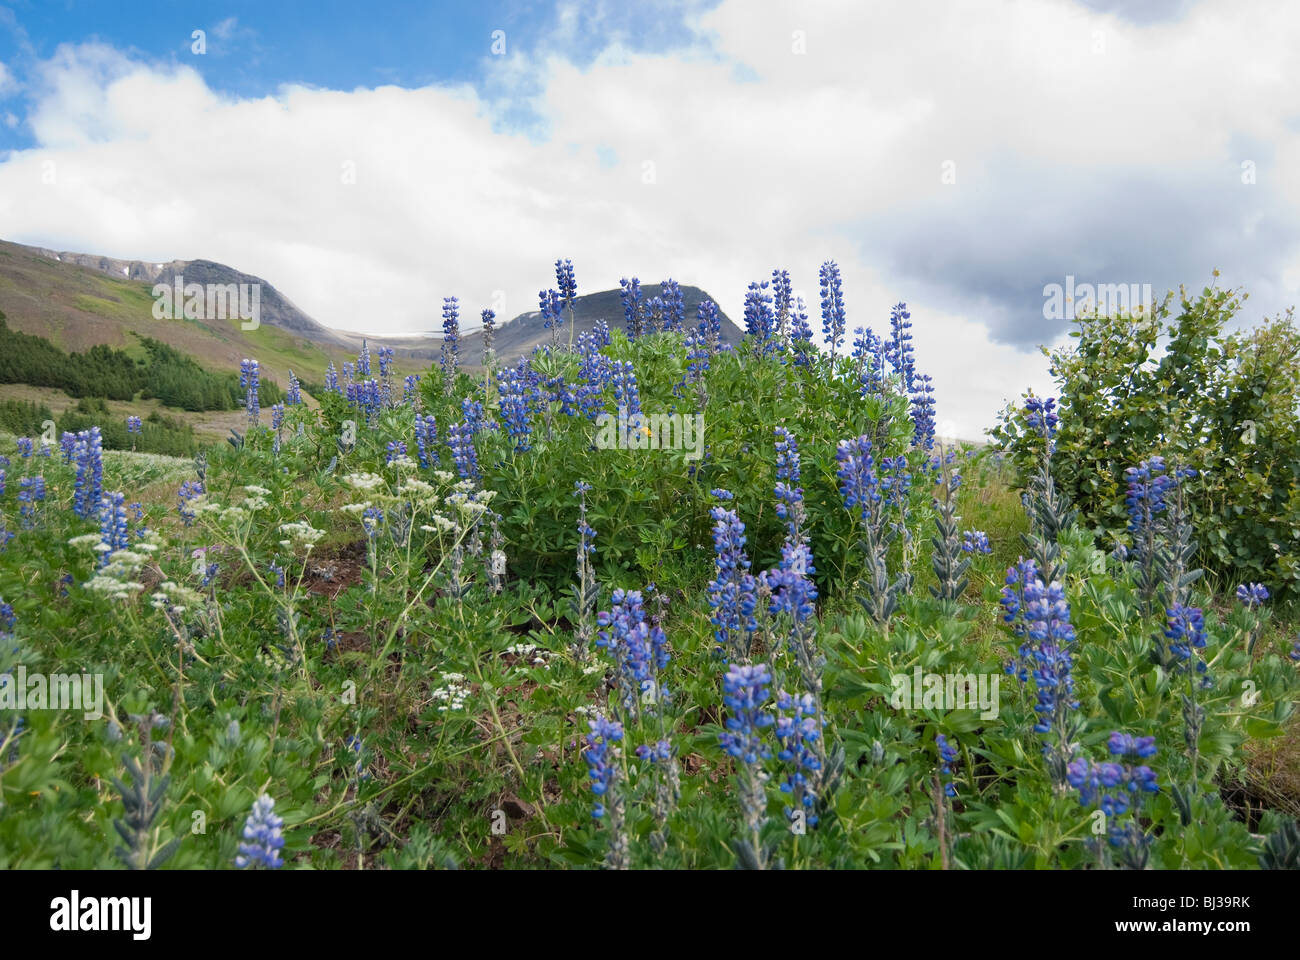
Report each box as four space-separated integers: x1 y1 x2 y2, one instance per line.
0 0 1297 438
0 0 713 150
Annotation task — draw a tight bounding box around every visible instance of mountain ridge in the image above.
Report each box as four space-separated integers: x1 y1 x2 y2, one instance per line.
1 239 743 379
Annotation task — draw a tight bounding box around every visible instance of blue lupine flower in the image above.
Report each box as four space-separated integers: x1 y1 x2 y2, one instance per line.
1020 577 1078 734
596 588 670 717
269 560 285 589
1024 395 1058 439
610 360 642 417
441 296 461 393
1067 757 1126 806
773 427 805 546
324 362 339 395
98 492 129 566
15 437 32 458
962 530 992 554
384 440 407 465
344 735 370 779
17 476 45 526
447 420 480 481
1164 604 1206 662
497 366 532 451
125 417 142 436
1068 733 1161 864
743 280 775 353
72 427 104 520
1288 638 1300 662
697 299 723 351
936 732 959 798
911 374 936 450
1236 583 1269 608
819 261 846 354
357 339 372 378
239 358 260 427
619 277 643 338
555 258 577 309
885 302 915 392
1107 731 1158 758
403 374 421 407
361 506 383 539
999 557 1040 642
480 308 497 365
850 325 884 392
635 739 673 765
789 296 814 364
764 542 818 623
771 269 793 338
539 287 564 349
879 454 912 510
585 714 623 819
1124 456 1174 534
643 295 666 333
463 395 487 434
660 277 684 332
414 414 439 468
575 485 596 557
177 480 204 526
707 494 758 661
719 663 774 764
201 562 219 589
775 689 822 822
271 403 285 434
286 370 302 405
575 350 608 421
234 794 285 869
592 318 611 347
834 435 880 523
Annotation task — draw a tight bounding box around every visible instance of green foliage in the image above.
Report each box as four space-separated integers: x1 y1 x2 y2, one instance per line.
0 309 1295 871
0 398 55 437
0 318 280 413
56 398 200 457
992 279 1300 597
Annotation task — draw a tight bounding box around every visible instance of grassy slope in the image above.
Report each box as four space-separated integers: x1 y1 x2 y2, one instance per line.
68 433 1298 820
0 240 416 391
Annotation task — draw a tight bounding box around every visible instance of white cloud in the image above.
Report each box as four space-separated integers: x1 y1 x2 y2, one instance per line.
0 60 17 97
0 0 1297 438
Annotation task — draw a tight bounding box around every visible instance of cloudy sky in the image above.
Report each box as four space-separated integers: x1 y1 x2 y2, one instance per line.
0 0 1297 438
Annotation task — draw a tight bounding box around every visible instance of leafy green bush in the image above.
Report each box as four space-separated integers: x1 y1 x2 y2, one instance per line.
992 278 1300 597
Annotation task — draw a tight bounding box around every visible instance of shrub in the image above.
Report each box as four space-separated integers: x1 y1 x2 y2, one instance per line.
992 277 1300 597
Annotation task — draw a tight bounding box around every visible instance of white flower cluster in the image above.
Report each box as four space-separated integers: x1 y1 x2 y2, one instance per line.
429 672 472 712
150 580 206 615
504 643 550 668
279 521 325 550
344 472 386 493
84 546 153 601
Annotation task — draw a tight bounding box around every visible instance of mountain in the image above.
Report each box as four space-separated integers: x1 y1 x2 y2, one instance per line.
0 238 743 386
461 284 743 366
